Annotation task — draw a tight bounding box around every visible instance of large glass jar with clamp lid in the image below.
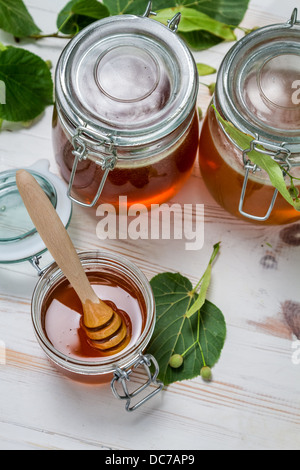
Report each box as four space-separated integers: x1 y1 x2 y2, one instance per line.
52 5 199 210
199 8 300 225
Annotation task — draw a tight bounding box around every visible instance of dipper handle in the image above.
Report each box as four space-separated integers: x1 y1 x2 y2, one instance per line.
16 169 99 305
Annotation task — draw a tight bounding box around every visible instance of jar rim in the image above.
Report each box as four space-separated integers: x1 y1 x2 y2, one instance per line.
31 250 156 375
215 17 300 152
0 160 72 264
55 14 198 148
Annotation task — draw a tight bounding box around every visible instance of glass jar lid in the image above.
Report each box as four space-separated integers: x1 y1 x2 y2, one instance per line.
215 9 300 152
0 160 72 264
55 12 198 147
0 167 57 244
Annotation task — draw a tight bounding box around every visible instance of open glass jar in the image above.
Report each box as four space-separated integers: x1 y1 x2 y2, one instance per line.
199 9 300 224
31 251 163 412
52 6 199 210
0 160 163 412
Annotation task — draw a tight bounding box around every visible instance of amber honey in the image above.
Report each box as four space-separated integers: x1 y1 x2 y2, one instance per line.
42 272 147 362
199 106 300 225
52 110 199 209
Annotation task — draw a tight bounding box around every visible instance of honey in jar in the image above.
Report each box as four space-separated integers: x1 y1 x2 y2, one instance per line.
53 12 199 210
31 252 163 411
199 9 300 225
43 273 146 361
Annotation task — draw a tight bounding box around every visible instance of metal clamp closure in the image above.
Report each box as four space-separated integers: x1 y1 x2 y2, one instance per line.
143 1 180 32
29 255 53 276
111 353 163 412
68 126 117 208
167 13 181 32
288 8 300 27
239 139 291 221
29 255 45 276
143 1 156 18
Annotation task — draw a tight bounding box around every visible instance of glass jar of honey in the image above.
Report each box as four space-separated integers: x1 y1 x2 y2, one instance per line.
53 8 199 210
31 251 163 412
0 161 163 412
199 9 300 224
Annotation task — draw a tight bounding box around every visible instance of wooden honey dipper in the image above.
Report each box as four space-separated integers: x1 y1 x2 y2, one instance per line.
16 169 129 352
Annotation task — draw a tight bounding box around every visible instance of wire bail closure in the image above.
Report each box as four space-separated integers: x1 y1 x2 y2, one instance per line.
143 0 181 31
239 139 292 221
167 13 181 32
111 353 163 412
143 1 156 18
67 126 117 208
288 8 300 27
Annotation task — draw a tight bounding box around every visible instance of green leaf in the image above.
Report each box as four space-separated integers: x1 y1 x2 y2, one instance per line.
212 105 300 211
196 63 216 76
186 242 220 318
152 0 249 25
180 29 224 51
57 0 110 35
147 272 226 386
167 0 249 50
102 0 149 15
0 46 53 122
0 0 41 38
207 83 216 95
190 0 250 27
155 7 236 41
248 152 300 211
102 1 247 50
104 0 249 25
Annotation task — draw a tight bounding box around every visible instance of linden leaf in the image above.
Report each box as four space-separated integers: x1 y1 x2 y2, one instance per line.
102 0 249 50
0 0 41 38
147 273 226 386
147 244 225 386
197 63 216 76
102 0 147 15
57 0 110 35
155 7 236 41
190 0 250 26
178 0 249 50
186 242 220 318
0 46 53 122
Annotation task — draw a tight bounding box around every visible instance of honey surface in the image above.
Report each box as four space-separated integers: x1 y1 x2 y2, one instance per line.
43 274 146 361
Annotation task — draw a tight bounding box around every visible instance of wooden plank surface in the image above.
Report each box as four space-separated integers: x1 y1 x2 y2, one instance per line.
0 0 300 450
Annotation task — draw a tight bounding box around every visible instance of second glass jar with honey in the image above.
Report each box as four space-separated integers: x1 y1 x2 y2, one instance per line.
199 10 300 225
53 11 199 210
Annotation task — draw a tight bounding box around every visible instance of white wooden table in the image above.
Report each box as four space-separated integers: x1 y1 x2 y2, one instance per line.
0 0 299 451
